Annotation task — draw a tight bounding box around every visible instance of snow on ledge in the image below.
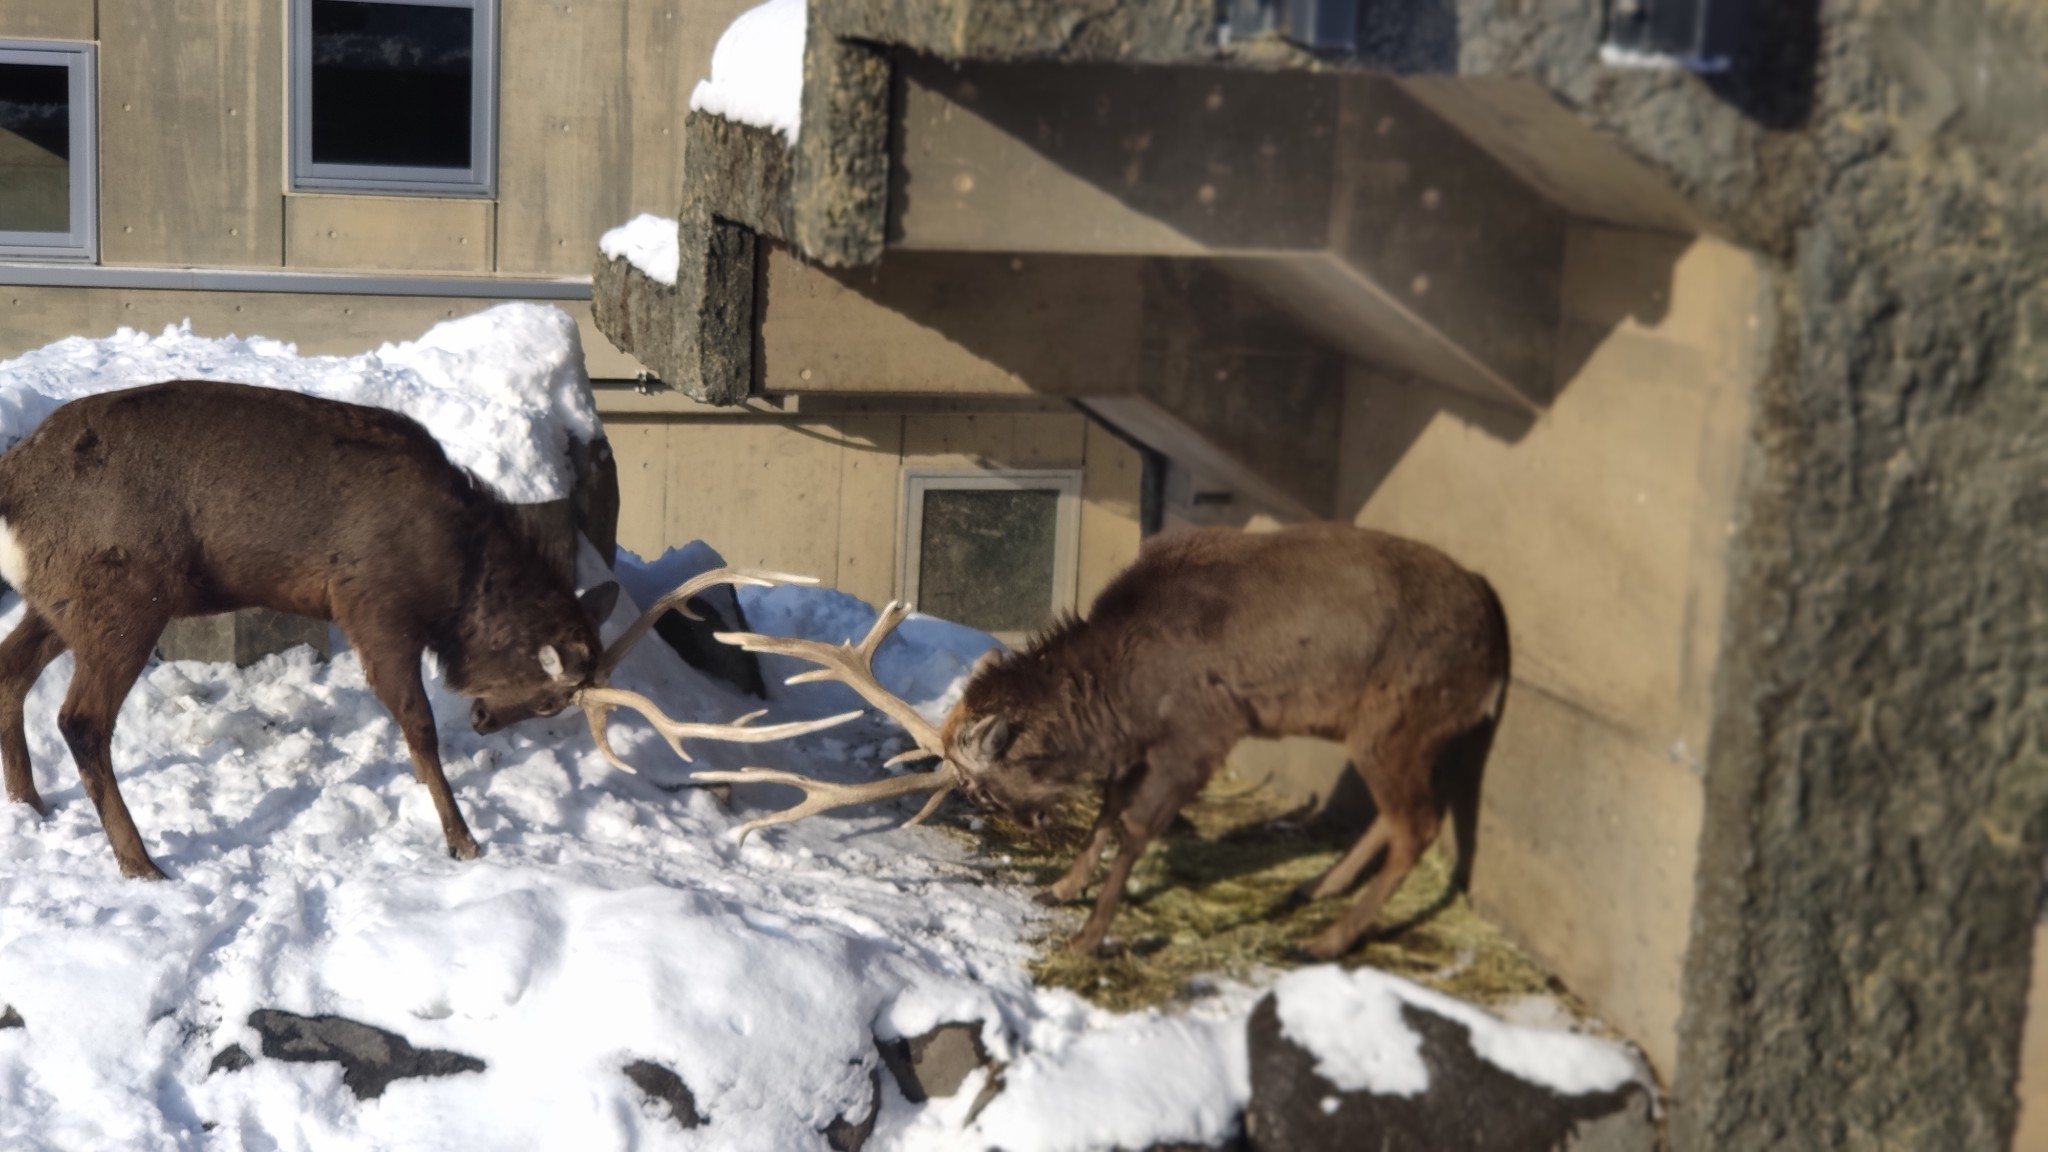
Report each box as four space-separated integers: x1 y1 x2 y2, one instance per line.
0 302 600 504
688 0 806 143
1274 965 1644 1098
598 213 681 286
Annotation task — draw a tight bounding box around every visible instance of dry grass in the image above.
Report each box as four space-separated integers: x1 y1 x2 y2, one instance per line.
961 774 1575 1016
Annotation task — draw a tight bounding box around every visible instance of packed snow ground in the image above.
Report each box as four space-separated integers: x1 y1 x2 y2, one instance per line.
0 305 1647 1149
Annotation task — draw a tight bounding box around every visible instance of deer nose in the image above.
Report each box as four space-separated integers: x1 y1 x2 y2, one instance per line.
470 700 502 735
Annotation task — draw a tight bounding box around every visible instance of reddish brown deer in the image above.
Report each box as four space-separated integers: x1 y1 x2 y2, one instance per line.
0 380 849 879
694 522 1510 961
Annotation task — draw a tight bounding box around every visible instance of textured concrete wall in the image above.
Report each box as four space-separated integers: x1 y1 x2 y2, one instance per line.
1329 226 1763 1078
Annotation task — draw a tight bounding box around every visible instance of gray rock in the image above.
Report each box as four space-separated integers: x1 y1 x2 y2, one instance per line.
247 1009 485 1100
208 1043 254 1075
623 1059 704 1129
878 1020 991 1103
1244 993 1656 1152
825 1067 882 1151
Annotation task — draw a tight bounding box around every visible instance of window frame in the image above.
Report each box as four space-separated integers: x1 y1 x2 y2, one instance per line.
899 467 1084 638
288 0 499 198
0 40 98 262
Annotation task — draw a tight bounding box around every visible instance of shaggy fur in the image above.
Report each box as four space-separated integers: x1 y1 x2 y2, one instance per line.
941 522 1510 959
0 380 612 878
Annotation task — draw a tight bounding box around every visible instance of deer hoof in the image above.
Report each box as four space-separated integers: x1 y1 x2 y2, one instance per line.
120 859 169 881
9 792 47 818
1033 889 1075 908
449 838 482 862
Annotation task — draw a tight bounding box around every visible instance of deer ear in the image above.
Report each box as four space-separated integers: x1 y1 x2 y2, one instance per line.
579 581 620 627
967 714 1015 764
970 647 1007 678
538 644 565 680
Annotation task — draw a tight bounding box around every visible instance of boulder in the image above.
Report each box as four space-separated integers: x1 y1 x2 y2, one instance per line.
623 1058 704 1129
246 1008 485 1100
1244 991 1656 1152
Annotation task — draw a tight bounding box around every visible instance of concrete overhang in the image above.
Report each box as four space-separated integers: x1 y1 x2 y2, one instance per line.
593 0 1729 517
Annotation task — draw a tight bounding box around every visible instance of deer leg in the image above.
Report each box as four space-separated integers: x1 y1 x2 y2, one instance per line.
1292 817 1393 905
58 616 168 880
0 607 66 815
355 638 480 861
1067 757 1212 955
1300 715 1455 960
1039 764 1142 906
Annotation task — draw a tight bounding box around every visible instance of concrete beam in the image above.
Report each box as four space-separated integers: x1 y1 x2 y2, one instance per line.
886 61 1566 408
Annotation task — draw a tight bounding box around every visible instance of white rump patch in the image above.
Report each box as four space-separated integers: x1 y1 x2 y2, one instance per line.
0 517 26 591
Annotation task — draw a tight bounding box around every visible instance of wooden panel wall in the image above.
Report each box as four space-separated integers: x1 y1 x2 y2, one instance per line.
0 0 94 39
496 0 754 275
0 288 643 380
99 0 282 267
286 196 496 274
602 409 1145 614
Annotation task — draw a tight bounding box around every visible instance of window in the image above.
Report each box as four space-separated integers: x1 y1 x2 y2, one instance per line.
0 41 96 261
290 0 497 196
901 469 1082 637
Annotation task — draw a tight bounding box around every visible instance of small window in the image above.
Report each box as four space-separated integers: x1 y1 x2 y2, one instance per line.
0 41 96 261
901 469 1082 637
290 0 498 196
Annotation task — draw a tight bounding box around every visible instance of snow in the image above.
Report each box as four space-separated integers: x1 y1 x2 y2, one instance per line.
0 305 1649 1148
599 213 681 286
0 302 599 504
689 0 806 143
1274 964 1644 1099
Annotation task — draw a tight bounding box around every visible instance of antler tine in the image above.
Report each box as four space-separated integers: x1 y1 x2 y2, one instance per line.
595 566 820 681
578 686 861 772
714 600 944 755
688 765 959 845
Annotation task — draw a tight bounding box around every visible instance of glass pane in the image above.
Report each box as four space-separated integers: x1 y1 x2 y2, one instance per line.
0 61 70 234
917 488 1060 634
310 1 474 170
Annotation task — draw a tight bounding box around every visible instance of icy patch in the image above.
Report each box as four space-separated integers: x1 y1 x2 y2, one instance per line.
1275 965 1642 1099
0 303 599 504
598 213 680 286
689 0 807 142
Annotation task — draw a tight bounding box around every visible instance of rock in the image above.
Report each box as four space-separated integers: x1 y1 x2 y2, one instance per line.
623 1059 704 1129
1244 993 1656 1152
651 581 766 698
247 1009 485 1100
0 1005 21 1029
208 1044 254 1075
878 1020 991 1103
824 1068 882 1151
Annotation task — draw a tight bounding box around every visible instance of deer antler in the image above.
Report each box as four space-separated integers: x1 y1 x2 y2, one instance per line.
575 566 860 772
690 600 960 842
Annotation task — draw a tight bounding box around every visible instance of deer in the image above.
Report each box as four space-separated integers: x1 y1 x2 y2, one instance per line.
0 379 854 879
686 522 1510 961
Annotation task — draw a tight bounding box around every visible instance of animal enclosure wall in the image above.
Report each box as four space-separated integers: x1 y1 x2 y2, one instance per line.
1327 224 1761 1079
598 401 1145 632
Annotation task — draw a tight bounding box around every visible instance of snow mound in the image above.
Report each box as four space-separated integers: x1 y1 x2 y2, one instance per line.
689 0 806 143
0 303 599 504
1274 965 1643 1098
598 213 681 286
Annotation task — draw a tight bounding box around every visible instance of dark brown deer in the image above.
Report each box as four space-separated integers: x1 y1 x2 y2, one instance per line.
0 380 850 879
692 522 1510 961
